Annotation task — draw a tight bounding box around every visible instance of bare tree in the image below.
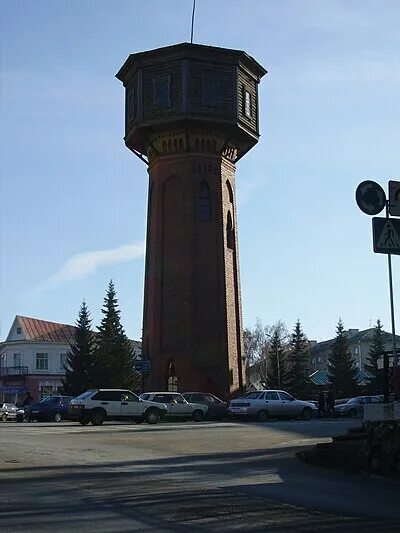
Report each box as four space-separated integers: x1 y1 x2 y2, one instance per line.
244 319 290 390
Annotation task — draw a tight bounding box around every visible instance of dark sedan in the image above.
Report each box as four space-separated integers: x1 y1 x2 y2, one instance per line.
182 392 227 420
26 396 74 422
334 395 381 418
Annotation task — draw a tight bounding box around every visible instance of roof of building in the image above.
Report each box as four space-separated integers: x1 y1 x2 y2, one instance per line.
309 369 373 386
3 315 142 351
16 315 76 344
310 328 400 355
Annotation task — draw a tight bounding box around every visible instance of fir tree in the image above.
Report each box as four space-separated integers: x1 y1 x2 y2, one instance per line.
63 300 94 396
327 319 360 397
365 319 384 394
93 280 137 390
265 323 289 390
287 319 314 398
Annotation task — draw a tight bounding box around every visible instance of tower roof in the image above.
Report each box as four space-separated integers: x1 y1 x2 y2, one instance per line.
116 42 267 84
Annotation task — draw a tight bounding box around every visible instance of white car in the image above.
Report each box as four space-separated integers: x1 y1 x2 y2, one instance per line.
0 403 17 422
228 390 317 422
69 389 168 425
140 392 208 422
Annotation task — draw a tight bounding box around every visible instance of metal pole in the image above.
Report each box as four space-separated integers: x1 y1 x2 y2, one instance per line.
190 0 196 44
386 202 398 400
387 253 398 399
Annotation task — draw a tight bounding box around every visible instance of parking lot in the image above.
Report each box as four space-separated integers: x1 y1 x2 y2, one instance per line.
1 419 399 531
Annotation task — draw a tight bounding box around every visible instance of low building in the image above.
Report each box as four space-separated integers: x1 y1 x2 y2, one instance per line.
309 328 400 374
0 315 142 403
246 327 400 393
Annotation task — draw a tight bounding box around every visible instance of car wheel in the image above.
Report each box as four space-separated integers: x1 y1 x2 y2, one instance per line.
78 416 90 425
1 413 7 422
91 410 105 426
302 408 313 421
192 410 204 423
54 412 62 423
349 409 357 418
145 408 159 425
256 410 268 422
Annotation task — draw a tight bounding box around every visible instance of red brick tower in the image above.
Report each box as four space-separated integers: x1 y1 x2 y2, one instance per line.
117 43 266 399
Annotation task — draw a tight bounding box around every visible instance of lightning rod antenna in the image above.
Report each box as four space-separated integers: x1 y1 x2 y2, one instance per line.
191 0 196 44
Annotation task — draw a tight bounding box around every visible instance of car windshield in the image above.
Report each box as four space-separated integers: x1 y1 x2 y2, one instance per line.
40 397 59 404
75 390 96 400
237 392 254 399
346 398 360 404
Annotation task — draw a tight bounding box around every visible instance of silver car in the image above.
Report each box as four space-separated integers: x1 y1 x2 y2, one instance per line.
334 396 381 418
228 390 317 422
0 403 18 422
140 392 208 422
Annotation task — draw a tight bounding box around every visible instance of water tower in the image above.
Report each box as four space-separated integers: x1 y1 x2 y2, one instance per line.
116 43 266 399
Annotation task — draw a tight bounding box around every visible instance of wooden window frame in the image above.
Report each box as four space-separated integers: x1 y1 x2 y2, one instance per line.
153 75 171 109
202 75 220 108
243 87 252 119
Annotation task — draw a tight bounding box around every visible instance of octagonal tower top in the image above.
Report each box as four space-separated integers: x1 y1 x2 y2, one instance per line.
116 42 267 162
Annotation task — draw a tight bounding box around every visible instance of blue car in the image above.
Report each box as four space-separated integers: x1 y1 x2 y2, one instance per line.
27 396 74 422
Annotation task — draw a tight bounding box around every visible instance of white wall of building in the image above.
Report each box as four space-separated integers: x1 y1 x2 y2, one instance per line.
0 342 69 374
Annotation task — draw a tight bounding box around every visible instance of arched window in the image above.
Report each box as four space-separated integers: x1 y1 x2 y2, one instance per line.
167 360 178 392
226 180 234 204
196 181 211 221
227 211 234 250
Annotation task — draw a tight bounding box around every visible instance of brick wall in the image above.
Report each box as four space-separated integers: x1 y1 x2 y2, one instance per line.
143 150 245 399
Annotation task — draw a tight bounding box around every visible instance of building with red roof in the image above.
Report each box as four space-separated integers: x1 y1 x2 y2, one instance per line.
0 316 141 403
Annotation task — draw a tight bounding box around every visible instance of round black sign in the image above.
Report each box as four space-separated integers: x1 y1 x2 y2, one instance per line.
355 180 386 215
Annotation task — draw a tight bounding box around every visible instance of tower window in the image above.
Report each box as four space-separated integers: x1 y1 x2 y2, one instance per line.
196 181 211 221
244 89 252 118
126 81 137 122
153 76 171 108
202 76 220 107
227 211 234 250
226 180 234 204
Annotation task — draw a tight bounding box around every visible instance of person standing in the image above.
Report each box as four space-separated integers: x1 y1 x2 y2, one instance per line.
22 391 33 407
318 390 326 418
327 389 335 417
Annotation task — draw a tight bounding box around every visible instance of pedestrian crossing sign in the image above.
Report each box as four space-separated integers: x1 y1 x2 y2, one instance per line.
372 217 400 255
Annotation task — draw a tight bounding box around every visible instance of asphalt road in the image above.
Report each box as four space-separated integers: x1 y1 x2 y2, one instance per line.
0 418 399 532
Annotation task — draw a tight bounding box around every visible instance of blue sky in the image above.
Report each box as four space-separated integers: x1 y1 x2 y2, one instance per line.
1 0 400 343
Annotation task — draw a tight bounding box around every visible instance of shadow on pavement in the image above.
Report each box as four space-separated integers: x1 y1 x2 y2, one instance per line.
1 446 399 531
7 418 360 441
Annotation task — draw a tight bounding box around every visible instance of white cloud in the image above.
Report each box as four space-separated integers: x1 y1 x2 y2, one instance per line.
38 241 145 291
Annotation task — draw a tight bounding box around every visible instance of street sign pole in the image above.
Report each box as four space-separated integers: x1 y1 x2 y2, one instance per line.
356 180 399 401
385 201 398 400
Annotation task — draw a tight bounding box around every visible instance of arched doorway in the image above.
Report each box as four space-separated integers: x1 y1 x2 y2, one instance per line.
166 359 178 392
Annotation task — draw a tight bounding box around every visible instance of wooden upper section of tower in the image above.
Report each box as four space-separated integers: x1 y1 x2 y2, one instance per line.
116 43 267 161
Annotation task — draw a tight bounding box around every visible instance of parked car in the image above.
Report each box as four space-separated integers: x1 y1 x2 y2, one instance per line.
26 396 74 422
182 392 227 420
0 403 18 422
69 389 168 425
334 396 381 418
228 390 317 422
16 407 27 423
140 392 208 422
